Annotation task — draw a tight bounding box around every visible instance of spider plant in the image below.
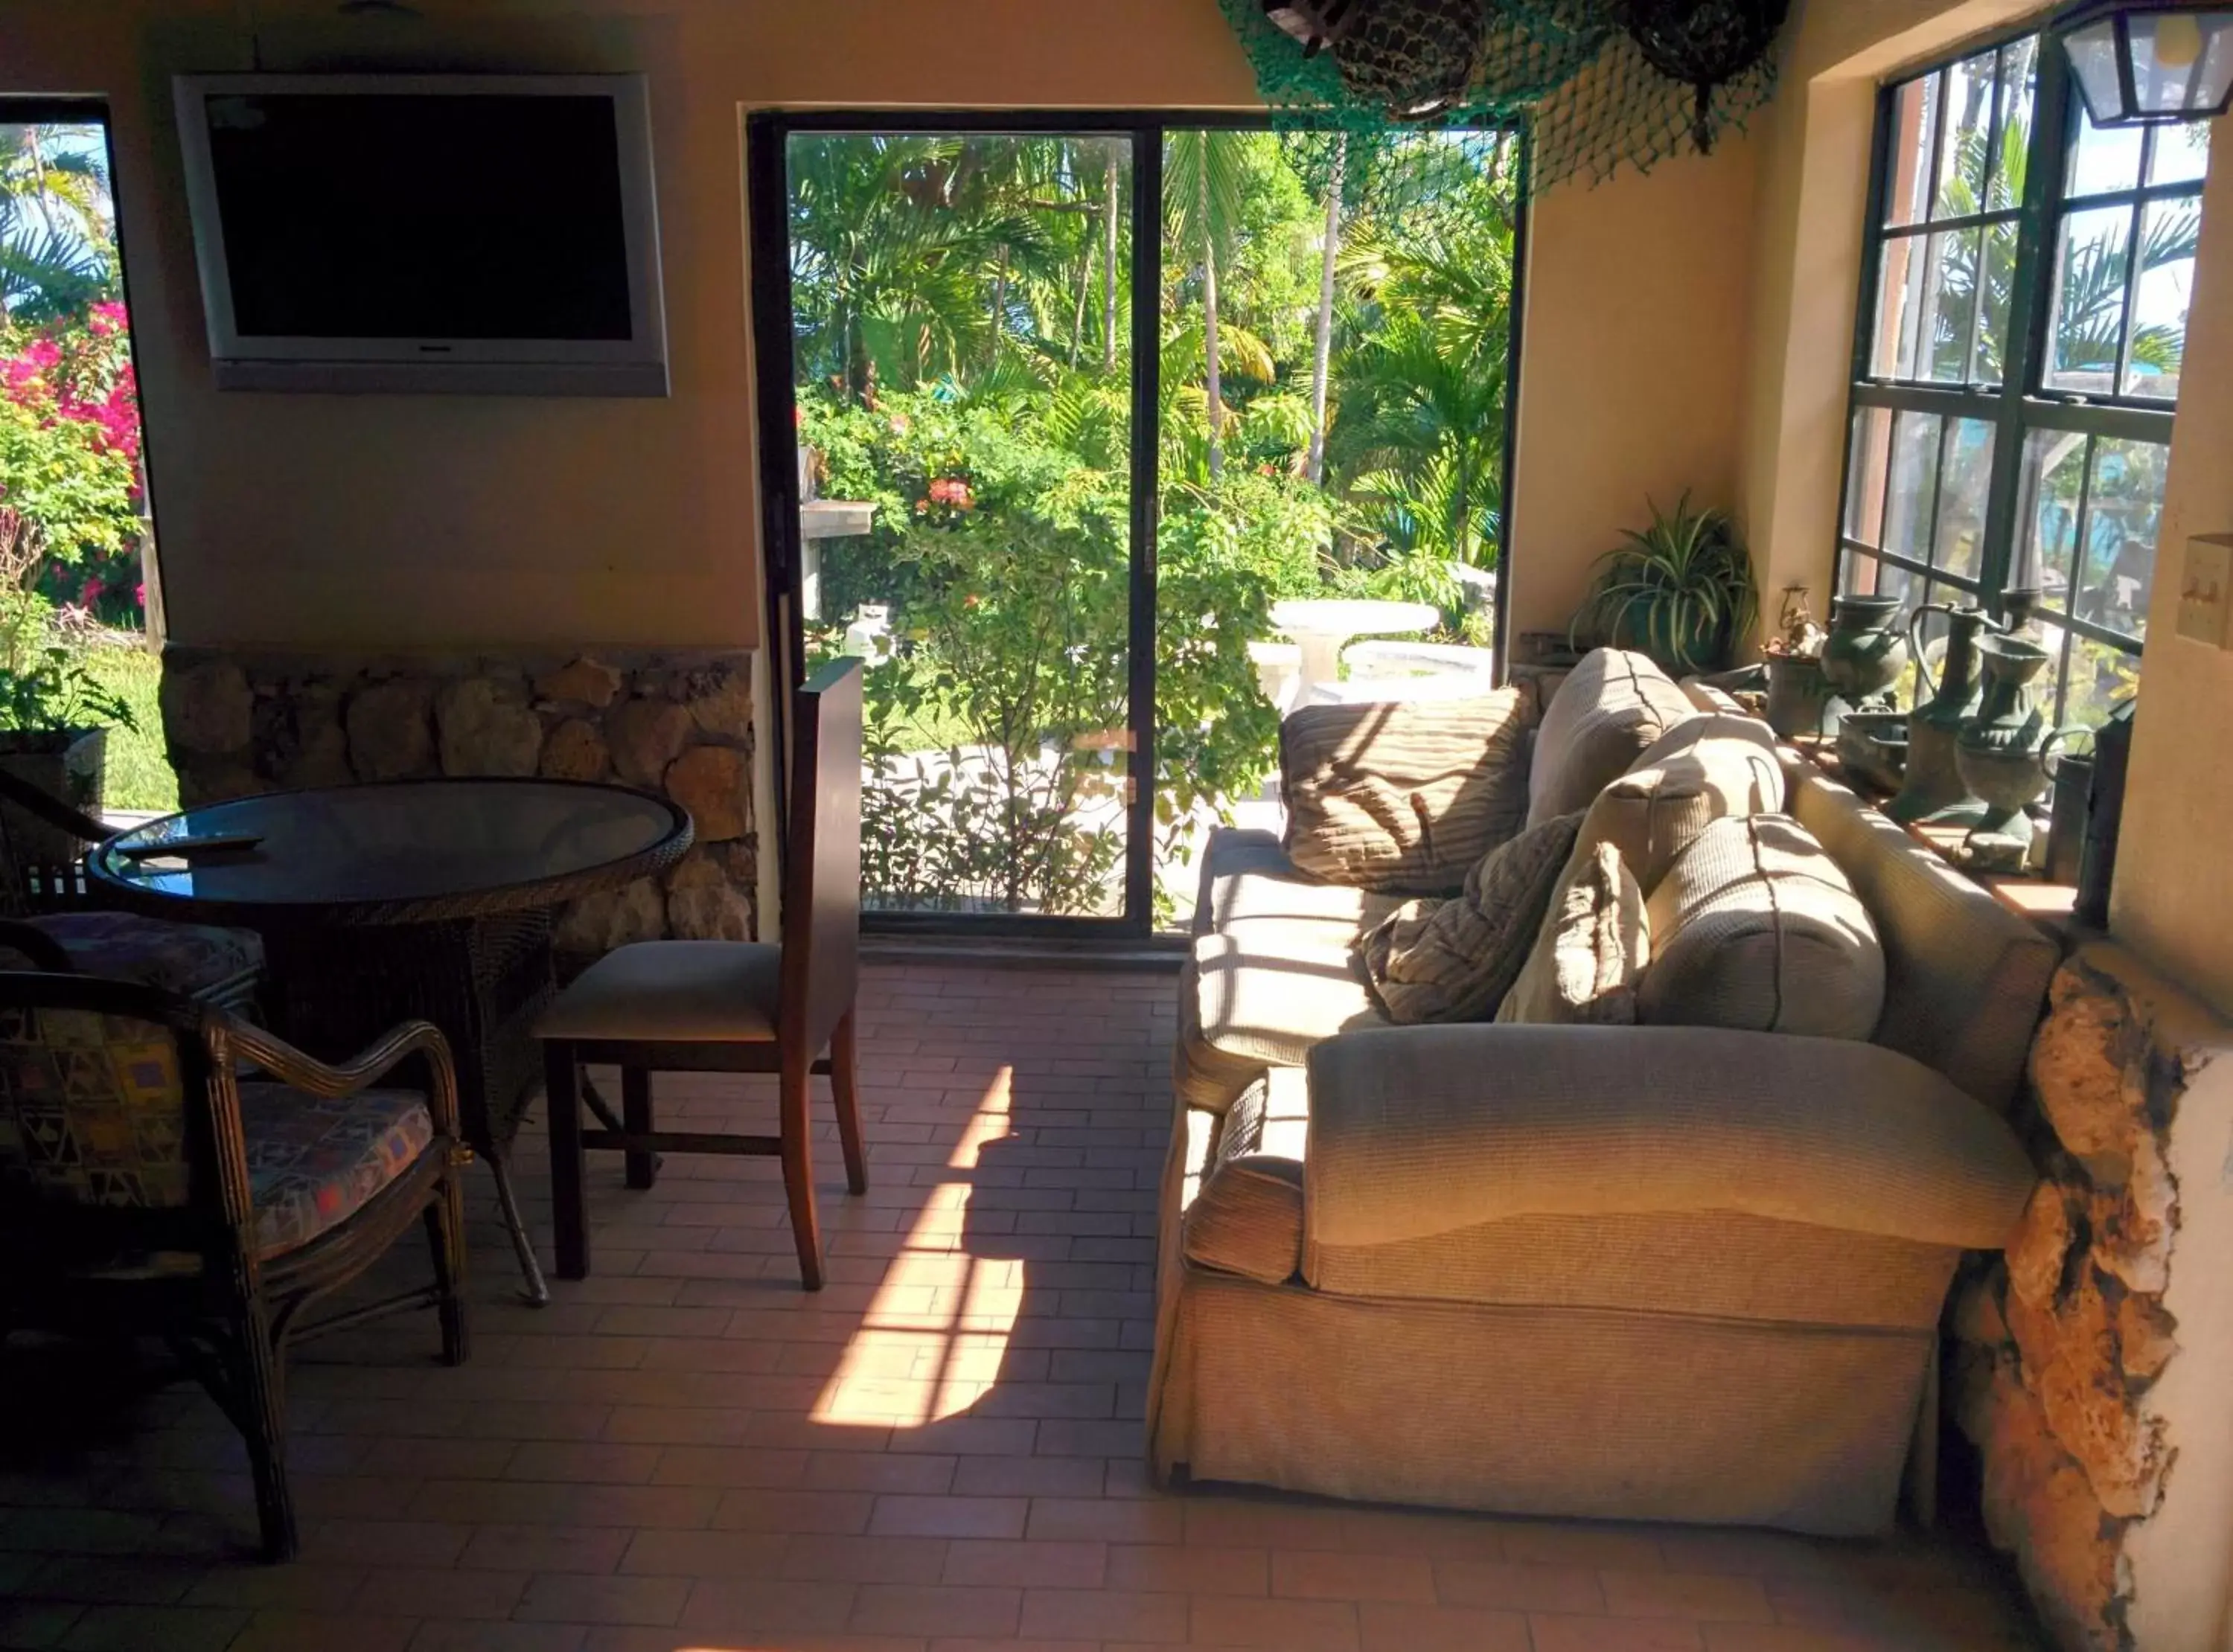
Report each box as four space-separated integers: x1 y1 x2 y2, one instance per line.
1570 493 1757 676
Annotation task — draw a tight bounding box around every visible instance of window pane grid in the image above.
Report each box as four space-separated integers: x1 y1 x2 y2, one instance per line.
1866 42 2034 389
1838 28 2202 734
2044 109 2207 406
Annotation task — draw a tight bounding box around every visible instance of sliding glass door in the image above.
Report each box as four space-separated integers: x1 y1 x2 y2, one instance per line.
755 123 1150 932
749 116 1522 938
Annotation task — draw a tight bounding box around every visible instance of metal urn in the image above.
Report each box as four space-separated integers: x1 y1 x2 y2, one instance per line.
1953 633 2077 871
1820 595 1911 706
1764 652 1830 738
1890 602 1996 825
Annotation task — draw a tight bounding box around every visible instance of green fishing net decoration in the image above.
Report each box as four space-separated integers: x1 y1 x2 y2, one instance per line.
1220 0 1789 202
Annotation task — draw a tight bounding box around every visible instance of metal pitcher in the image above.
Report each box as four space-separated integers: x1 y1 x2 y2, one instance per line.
1821 594 1910 705
1890 601 1996 825
1954 634 2084 871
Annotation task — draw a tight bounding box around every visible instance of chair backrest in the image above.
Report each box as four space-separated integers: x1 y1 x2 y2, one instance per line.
780 657 863 1057
0 971 237 1264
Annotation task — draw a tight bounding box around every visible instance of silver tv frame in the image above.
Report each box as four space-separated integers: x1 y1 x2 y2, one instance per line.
174 72 669 397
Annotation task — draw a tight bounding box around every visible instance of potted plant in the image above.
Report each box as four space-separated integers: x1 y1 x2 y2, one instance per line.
1570 493 1758 676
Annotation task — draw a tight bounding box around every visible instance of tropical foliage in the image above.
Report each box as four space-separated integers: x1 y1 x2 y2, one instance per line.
1 124 112 322
0 120 165 804
791 129 1518 917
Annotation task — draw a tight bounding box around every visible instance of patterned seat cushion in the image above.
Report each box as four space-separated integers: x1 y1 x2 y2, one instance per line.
240 1083 433 1255
21 913 263 999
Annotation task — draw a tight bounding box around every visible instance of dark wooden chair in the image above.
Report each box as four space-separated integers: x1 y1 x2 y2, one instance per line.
0 763 263 1010
537 656 865 1289
0 972 471 1560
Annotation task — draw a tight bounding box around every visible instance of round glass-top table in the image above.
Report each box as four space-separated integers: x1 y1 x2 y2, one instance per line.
89 778 691 926
90 779 694 1304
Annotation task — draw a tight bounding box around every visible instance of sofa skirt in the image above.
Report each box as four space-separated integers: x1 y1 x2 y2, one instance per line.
1147 1256 1934 1537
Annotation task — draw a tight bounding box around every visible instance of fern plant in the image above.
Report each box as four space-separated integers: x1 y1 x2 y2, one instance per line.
1571 493 1757 676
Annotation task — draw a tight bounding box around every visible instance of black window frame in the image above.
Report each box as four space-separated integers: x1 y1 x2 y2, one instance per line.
1836 25 2207 727
745 111 1530 941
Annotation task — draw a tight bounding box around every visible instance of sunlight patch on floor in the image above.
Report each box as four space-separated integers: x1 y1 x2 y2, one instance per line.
811 1064 1023 1427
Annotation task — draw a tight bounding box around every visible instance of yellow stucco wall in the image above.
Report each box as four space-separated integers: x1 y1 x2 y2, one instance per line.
1504 137 1759 641
2110 127 2233 1017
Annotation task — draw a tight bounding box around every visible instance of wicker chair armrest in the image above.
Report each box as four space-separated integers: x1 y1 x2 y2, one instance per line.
0 921 74 973
0 765 112 846
226 1016 462 1139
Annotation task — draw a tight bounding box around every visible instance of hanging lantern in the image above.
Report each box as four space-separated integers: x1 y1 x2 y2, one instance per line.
2056 1 2233 125
1610 0 1792 153
1329 0 1489 120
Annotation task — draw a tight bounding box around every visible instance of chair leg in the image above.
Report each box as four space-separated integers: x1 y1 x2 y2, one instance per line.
424 1157 470 1367
544 1043 590 1281
831 1008 868 1197
622 1066 657 1191
232 1304 296 1563
779 1052 824 1291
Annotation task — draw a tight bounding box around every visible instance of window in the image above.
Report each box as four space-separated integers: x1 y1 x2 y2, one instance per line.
1838 30 2210 729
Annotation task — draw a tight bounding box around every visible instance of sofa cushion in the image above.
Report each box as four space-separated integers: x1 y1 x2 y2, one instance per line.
1360 813 1582 1025
1526 649 1696 827
1573 713 1785 894
1181 1069 1308 1284
1193 932 1387 1066
1639 813 1885 1040
1280 688 1534 895
1176 933 1386 1113
1786 765 2057 1111
1191 829 1403 952
1497 840 1649 1025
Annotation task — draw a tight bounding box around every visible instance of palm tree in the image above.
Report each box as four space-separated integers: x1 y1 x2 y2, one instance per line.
787 135 1076 402
1163 132 1247 480
1330 212 1513 571
0 124 112 321
1933 109 2200 387
1306 133 1345 486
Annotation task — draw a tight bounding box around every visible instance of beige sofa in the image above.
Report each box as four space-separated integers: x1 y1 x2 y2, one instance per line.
1149 659 2052 1537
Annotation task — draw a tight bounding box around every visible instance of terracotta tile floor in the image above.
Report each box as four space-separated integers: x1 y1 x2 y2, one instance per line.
0 963 2042 1651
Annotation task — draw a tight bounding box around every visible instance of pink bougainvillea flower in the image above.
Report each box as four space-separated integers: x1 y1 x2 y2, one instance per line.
135 583 146 609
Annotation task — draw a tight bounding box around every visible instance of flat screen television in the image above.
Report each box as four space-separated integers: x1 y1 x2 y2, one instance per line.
175 74 668 395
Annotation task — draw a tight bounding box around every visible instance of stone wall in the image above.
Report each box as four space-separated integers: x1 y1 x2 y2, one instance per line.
1949 942 2233 1651
159 647 758 958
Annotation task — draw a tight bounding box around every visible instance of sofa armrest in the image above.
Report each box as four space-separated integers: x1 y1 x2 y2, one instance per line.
1304 1025 2036 1252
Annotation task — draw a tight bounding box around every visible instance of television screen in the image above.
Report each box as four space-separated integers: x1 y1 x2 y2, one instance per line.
176 74 667 394
205 92 632 341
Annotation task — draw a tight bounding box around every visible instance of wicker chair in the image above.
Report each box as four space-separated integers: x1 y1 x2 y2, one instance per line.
0 972 472 1560
0 763 263 1009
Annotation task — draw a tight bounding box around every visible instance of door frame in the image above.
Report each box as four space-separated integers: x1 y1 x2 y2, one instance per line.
744 110 1529 939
